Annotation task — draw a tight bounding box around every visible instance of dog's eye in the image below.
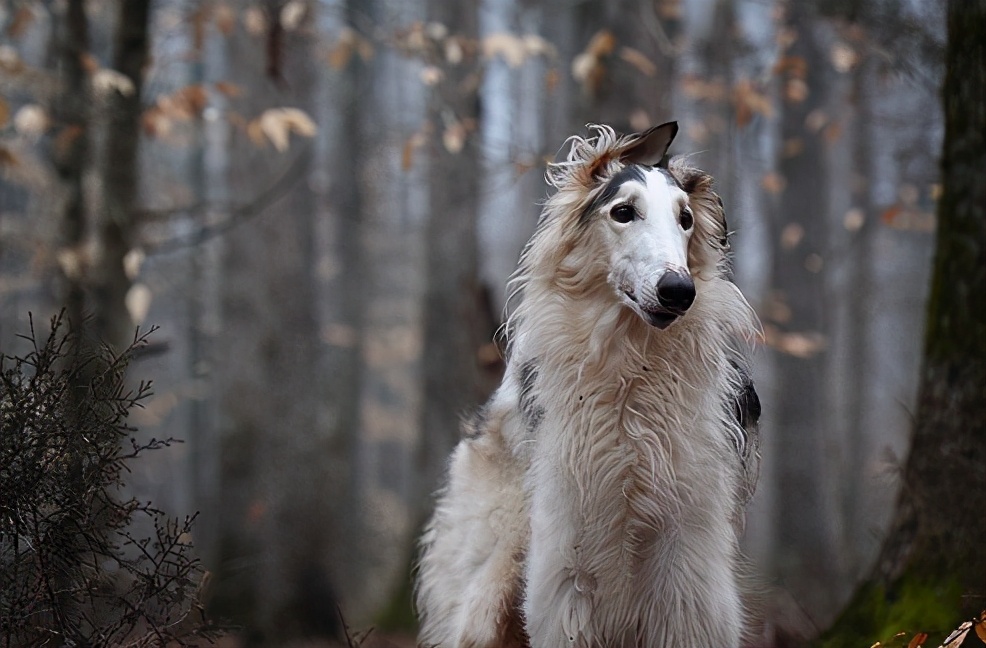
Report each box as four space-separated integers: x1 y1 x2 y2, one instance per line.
610 204 636 224
680 207 694 231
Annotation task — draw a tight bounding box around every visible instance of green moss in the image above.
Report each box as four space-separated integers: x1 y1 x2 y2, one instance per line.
818 573 962 648
374 564 418 633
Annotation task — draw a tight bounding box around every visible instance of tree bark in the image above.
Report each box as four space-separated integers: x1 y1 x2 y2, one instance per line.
50 0 90 332
822 0 985 642
769 3 842 621
92 0 151 351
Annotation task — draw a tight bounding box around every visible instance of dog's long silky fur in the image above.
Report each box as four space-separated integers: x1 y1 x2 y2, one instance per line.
415 125 760 647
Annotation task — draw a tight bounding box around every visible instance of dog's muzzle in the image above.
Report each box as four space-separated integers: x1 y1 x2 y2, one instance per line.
635 271 695 329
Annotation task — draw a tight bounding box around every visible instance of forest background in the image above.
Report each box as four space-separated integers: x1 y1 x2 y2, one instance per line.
0 0 971 645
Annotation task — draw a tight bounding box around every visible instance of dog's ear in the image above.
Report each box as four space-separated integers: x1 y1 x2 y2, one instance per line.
619 121 678 168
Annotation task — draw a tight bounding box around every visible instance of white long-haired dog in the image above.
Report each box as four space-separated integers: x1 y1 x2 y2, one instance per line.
415 123 761 647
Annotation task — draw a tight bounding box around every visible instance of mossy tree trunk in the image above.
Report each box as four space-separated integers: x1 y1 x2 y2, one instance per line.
821 0 985 643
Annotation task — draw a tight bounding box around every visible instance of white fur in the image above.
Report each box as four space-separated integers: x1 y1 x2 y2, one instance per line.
416 125 760 648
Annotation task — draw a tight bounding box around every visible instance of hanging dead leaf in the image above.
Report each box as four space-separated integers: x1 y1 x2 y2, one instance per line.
0 45 24 74
0 146 17 169
125 283 152 325
761 172 786 195
442 121 467 154
214 81 242 97
804 253 824 273
444 37 465 64
907 632 928 648
544 67 560 93
246 118 266 148
280 0 307 31
523 34 556 58
586 29 616 57
843 207 865 231
482 32 526 67
7 6 36 39
256 107 317 151
774 55 807 78
732 78 773 126
243 6 267 36
402 131 427 171
620 47 657 77
53 125 84 158
784 78 809 103
830 41 859 73
213 3 236 35
92 69 136 97
805 109 829 132
763 326 827 358
419 65 444 86
780 223 804 250
782 137 804 158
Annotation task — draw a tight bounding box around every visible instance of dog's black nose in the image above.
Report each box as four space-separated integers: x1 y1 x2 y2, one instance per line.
656 272 695 313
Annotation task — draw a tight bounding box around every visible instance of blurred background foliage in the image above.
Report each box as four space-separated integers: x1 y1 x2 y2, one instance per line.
0 0 977 645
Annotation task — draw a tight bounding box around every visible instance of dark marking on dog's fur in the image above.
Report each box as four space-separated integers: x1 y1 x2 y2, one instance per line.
462 400 492 439
519 359 544 433
730 361 761 434
579 165 647 227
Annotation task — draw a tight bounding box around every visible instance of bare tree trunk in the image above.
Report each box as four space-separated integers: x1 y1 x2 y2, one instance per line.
768 2 842 627
824 0 985 642
50 0 90 331
416 0 484 516
92 0 151 351
210 4 332 639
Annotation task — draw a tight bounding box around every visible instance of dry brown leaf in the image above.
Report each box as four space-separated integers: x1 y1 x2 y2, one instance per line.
213 3 236 35
780 223 804 250
784 78 809 103
907 632 928 648
761 172 786 195
7 6 35 39
830 41 859 73
763 326 827 358
256 107 317 151
214 81 242 97
442 121 466 154
401 132 427 171
243 6 267 36
92 68 136 96
974 611 986 644
246 118 266 148
280 0 307 30
0 146 17 169
483 32 526 67
732 78 773 126
0 97 9 128
620 47 657 77
585 29 616 57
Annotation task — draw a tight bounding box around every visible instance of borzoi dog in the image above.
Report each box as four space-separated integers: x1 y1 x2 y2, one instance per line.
416 123 761 647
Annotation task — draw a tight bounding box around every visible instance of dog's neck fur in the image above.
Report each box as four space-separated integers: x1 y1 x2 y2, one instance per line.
504 243 756 646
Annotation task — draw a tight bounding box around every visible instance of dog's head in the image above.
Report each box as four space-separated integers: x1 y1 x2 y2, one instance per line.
537 123 730 330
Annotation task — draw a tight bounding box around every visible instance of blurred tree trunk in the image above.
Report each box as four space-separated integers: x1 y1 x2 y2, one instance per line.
211 5 332 640
823 0 985 642
768 2 843 625
50 0 90 332
92 0 151 351
416 0 483 514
